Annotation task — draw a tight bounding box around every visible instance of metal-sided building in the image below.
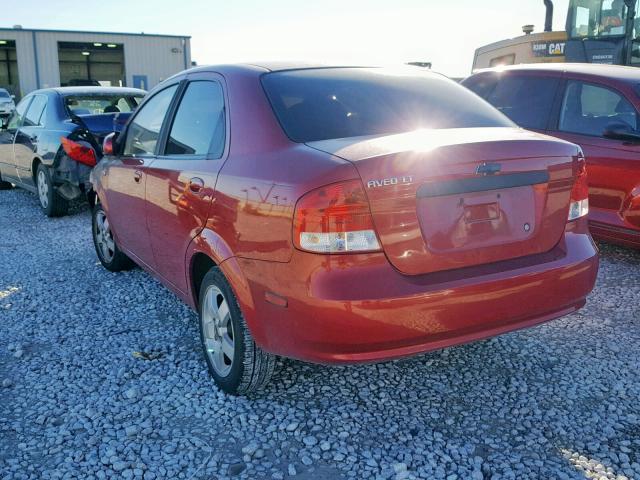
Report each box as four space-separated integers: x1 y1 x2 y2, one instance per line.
0 27 191 98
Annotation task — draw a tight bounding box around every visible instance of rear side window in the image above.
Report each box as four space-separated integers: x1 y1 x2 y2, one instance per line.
164 81 225 157
559 80 638 136
483 75 560 130
261 68 513 143
123 85 178 156
23 95 47 127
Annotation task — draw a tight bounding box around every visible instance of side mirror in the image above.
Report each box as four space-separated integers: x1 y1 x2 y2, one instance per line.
10 95 15 100
102 132 118 156
603 122 640 142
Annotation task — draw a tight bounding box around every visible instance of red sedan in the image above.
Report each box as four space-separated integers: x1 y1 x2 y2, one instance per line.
463 63 640 249
90 64 598 395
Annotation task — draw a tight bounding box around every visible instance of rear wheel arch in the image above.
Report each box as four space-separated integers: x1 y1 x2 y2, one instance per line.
31 157 42 184
191 252 217 310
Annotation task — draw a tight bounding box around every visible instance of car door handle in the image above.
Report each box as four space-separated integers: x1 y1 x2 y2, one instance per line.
188 177 205 194
133 170 143 183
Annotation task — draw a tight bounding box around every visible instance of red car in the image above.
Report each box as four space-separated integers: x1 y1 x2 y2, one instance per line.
463 64 640 249
90 64 598 395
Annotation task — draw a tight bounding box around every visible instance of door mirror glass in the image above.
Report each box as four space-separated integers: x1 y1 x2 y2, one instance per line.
102 132 118 155
603 122 640 141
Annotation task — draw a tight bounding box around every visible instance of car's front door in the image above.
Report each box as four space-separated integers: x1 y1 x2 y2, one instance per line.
550 79 640 232
14 94 48 186
103 83 179 268
145 74 228 294
0 96 31 184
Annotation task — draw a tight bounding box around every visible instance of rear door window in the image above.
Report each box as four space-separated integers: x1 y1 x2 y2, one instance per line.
484 75 560 130
123 85 178 156
164 81 226 158
7 97 32 130
559 80 638 136
23 95 47 127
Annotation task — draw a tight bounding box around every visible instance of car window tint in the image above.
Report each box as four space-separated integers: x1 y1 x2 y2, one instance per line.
23 95 47 127
484 75 559 130
123 85 178 156
165 81 225 157
7 97 31 130
559 81 638 136
463 74 499 99
262 68 513 143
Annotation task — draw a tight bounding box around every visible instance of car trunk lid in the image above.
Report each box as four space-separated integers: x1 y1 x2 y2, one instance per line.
307 127 579 275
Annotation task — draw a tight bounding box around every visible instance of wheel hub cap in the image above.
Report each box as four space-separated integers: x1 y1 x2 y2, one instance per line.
95 211 115 263
37 170 48 208
202 286 235 377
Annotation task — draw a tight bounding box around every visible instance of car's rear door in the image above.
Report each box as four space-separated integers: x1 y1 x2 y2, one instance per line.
102 83 180 268
14 94 48 186
549 79 640 233
145 72 228 295
0 96 31 184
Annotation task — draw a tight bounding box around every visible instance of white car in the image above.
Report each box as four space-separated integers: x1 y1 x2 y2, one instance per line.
0 88 16 123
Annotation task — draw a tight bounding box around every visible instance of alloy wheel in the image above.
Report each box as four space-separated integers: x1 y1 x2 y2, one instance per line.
37 169 49 209
202 286 235 377
94 210 115 263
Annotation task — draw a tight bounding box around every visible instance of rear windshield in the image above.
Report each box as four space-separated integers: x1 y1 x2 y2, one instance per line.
64 94 145 116
261 68 514 143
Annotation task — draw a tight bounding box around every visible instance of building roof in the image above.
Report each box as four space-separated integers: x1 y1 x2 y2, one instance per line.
474 63 640 84
0 26 190 39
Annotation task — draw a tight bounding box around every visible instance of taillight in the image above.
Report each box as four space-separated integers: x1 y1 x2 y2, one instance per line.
293 179 381 254
61 137 97 167
568 152 589 221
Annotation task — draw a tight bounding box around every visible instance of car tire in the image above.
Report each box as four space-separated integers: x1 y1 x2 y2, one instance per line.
36 163 68 217
92 203 135 272
198 267 276 395
0 172 12 190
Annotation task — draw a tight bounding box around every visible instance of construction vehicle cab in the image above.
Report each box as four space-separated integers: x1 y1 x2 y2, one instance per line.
565 0 640 65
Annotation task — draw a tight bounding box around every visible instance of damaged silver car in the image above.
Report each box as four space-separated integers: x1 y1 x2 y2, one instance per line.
0 86 145 216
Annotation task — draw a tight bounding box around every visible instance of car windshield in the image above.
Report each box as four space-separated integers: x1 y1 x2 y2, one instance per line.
568 0 631 38
0 91 10 99
64 94 145 116
261 68 513 143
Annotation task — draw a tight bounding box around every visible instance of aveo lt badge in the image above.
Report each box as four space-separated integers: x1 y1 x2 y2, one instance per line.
367 176 414 188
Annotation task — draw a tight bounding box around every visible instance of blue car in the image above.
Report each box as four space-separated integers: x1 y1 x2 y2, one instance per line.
0 87 145 216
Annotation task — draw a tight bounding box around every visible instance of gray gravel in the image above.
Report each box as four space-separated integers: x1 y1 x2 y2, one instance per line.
1 187 640 480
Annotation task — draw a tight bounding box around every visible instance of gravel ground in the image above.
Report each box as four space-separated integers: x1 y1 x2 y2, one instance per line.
1 187 639 480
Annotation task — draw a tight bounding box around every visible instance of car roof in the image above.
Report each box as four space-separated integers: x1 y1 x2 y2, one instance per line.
182 62 373 76
472 63 640 84
31 86 147 96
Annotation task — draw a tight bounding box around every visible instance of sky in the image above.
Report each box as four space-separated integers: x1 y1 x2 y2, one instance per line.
4 0 571 77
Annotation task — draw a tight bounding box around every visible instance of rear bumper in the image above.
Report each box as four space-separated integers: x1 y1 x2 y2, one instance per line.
237 224 599 364
52 155 93 201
